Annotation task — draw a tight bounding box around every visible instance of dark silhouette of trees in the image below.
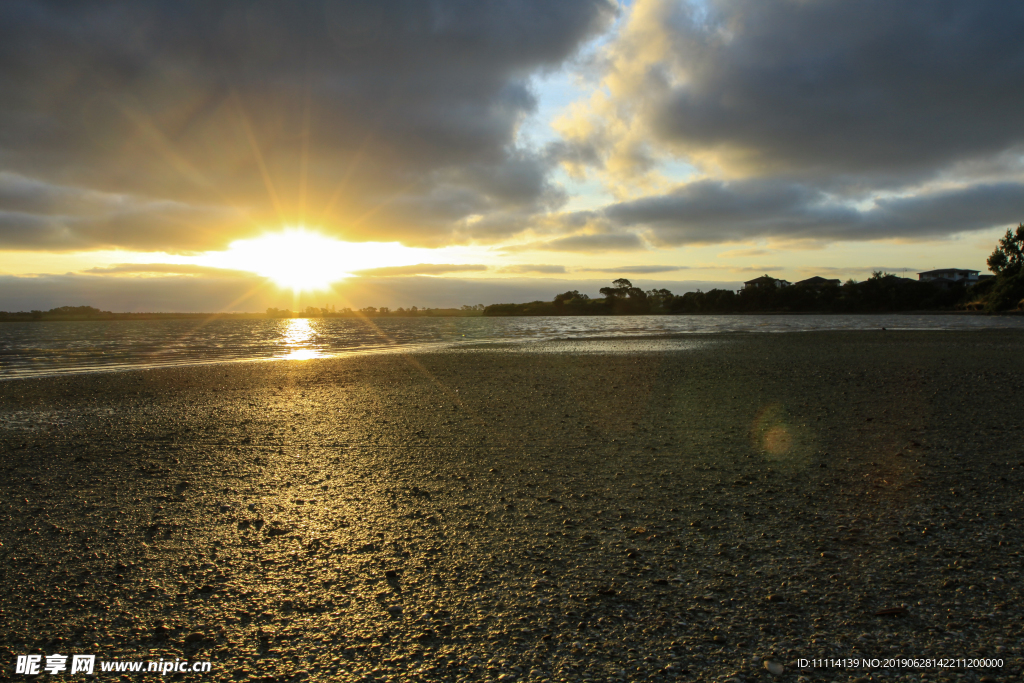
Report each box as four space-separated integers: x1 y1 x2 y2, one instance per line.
987 224 1024 276
598 278 632 299
47 305 106 316
554 290 588 305
485 271 985 317
645 288 674 312
977 223 1024 311
597 278 649 314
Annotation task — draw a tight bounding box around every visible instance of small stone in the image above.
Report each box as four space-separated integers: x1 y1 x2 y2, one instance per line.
184 632 205 643
386 605 403 615
765 661 784 676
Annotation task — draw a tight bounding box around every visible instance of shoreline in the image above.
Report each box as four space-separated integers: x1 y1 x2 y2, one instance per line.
1 331 1022 682
2 309 1021 324
3 322 1024 383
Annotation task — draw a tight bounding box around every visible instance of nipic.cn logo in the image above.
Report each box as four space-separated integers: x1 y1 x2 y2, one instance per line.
14 654 212 676
16 654 94 675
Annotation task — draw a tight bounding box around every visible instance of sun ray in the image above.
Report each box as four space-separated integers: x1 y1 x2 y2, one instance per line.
298 83 312 227
232 91 285 225
114 99 212 190
317 130 377 224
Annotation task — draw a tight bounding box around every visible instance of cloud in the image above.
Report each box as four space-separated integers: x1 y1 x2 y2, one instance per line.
577 264 687 273
731 266 786 274
506 232 647 252
498 264 568 274
0 0 615 251
0 173 248 252
352 263 489 277
565 0 1024 185
718 248 772 258
600 179 1024 245
0 273 274 313
83 263 257 278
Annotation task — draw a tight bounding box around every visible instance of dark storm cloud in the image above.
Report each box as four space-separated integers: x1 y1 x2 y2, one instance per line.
644 0 1024 178
0 0 614 250
601 179 1024 245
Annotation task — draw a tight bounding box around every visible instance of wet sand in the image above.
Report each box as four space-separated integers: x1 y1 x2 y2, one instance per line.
0 330 1022 682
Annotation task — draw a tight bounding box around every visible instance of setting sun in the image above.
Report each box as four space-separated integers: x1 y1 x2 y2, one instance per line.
197 228 445 292
215 229 351 291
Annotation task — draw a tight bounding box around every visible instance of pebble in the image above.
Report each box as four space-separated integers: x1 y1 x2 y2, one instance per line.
2 334 1021 683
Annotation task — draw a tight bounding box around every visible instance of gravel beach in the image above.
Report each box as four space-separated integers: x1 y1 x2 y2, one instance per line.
1 330 1021 683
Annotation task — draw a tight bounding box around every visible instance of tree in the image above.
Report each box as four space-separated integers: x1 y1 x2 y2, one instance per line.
599 278 632 299
980 223 1024 311
48 305 105 316
554 290 585 304
645 288 674 310
987 223 1024 276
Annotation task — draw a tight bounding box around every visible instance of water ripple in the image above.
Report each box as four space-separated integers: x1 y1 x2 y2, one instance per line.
1 314 1021 379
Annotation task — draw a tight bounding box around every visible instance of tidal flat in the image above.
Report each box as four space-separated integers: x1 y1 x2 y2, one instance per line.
0 330 1021 682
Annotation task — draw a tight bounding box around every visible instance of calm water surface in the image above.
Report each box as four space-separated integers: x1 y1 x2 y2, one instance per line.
1 314 1022 379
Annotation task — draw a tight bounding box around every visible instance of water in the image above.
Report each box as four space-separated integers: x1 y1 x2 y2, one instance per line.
1 313 1022 380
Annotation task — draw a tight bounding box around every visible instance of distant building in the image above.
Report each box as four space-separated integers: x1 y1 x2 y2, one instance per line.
793 276 841 289
743 275 791 290
917 268 980 290
917 268 979 283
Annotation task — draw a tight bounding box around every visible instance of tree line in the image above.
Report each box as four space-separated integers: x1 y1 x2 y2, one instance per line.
484 225 1024 316
482 274 976 316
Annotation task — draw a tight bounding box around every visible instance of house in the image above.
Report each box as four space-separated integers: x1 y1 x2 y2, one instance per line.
918 269 980 290
743 275 790 290
917 268 979 283
793 276 841 289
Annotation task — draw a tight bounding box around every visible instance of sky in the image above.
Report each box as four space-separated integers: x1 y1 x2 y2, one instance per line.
1 0 1022 311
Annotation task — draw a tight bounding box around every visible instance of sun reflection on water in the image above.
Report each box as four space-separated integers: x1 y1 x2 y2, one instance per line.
279 318 326 361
